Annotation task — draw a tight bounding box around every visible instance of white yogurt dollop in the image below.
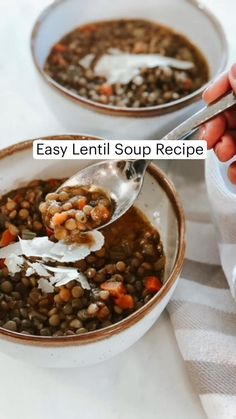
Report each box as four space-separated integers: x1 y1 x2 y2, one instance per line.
90 51 194 84
0 230 104 292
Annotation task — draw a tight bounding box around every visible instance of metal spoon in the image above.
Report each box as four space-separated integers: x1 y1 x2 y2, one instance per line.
58 90 236 229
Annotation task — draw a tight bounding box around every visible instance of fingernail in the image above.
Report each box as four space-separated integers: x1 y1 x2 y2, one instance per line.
204 82 213 95
231 63 236 78
228 162 236 185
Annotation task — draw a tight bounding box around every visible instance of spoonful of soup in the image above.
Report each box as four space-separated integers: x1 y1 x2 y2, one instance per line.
39 184 115 242
40 90 236 242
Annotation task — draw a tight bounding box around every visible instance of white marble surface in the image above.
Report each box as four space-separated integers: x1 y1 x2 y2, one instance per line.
0 0 235 418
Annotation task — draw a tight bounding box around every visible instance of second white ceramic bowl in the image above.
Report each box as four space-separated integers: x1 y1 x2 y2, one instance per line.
31 0 228 140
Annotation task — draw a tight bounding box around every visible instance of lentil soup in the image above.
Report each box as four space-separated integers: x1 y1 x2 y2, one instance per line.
40 184 115 243
0 179 165 337
44 19 209 108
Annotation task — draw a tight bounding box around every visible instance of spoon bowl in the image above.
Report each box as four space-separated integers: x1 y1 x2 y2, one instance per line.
57 160 150 229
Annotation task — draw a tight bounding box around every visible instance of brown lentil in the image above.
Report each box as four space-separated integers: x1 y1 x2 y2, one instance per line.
54 294 62 304
99 290 110 301
1 281 13 294
86 267 96 279
116 261 126 272
19 209 29 220
87 303 99 316
63 303 73 315
3 320 17 331
9 210 17 220
21 201 30 209
49 314 61 327
6 201 16 212
71 286 84 298
76 327 87 334
69 318 82 329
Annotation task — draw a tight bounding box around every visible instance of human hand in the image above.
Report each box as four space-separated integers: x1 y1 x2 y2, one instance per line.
201 64 236 184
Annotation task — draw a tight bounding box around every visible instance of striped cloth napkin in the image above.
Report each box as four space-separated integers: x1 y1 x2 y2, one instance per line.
166 154 236 419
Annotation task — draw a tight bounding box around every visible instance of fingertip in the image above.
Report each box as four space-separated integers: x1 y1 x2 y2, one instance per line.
203 72 230 104
228 161 236 185
230 63 236 78
214 135 236 162
229 64 236 94
202 84 213 103
204 115 227 149
198 125 206 140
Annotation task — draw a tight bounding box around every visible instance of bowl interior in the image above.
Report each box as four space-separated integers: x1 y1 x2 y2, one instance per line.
33 0 226 80
0 140 181 283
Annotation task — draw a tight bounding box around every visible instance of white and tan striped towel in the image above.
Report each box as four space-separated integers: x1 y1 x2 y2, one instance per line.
166 155 236 419
168 261 236 419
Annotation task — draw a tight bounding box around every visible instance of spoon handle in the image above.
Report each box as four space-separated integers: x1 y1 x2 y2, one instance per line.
125 92 236 180
162 91 236 142
132 160 150 174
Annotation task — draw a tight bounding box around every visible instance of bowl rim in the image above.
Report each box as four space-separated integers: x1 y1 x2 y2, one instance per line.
30 0 229 118
0 135 185 346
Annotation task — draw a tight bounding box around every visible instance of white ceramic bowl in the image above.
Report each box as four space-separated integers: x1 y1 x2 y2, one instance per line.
0 135 185 368
31 0 228 140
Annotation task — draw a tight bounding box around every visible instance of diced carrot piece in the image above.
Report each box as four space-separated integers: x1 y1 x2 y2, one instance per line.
51 54 68 67
80 24 96 34
115 294 134 310
53 43 68 53
14 193 23 204
100 281 126 298
0 230 17 247
182 79 193 91
99 84 113 96
51 212 68 227
145 276 162 293
96 305 110 320
0 259 5 268
78 197 87 210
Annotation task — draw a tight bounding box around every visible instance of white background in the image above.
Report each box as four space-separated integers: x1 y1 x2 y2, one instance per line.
0 1 235 418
